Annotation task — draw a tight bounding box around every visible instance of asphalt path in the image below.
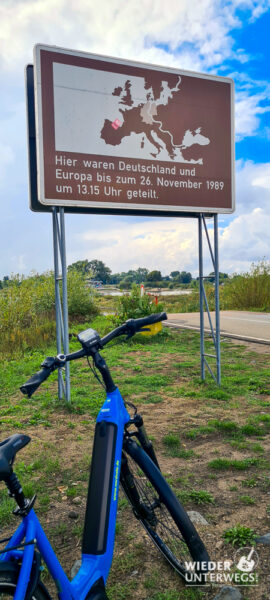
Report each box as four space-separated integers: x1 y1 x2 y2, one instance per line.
165 310 270 345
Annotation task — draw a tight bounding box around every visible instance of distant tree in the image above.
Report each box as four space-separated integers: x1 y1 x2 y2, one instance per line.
88 260 111 283
68 259 111 283
179 271 192 284
119 277 132 289
147 270 162 282
110 268 149 285
68 260 92 276
206 272 229 283
110 273 122 285
170 271 180 279
135 268 149 283
1 276 10 287
125 270 137 282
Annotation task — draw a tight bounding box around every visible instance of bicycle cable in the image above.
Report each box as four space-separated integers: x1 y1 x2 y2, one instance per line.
87 356 106 390
124 400 137 416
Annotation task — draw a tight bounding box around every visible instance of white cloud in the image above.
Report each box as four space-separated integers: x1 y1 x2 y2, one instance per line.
69 217 199 275
235 160 270 210
252 173 270 190
235 90 270 140
246 0 270 21
220 207 270 272
0 0 266 73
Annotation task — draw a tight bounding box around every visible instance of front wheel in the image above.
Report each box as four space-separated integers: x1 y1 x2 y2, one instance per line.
121 438 210 582
0 562 51 599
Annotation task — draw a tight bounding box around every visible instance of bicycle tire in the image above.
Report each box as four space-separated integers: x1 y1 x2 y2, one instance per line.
121 438 210 581
0 562 51 599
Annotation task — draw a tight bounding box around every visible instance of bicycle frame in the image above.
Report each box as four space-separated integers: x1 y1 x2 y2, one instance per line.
0 387 130 600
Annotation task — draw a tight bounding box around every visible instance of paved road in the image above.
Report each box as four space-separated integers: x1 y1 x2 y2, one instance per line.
165 310 270 344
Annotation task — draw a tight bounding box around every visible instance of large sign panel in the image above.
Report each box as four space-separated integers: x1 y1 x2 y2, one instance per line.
34 44 235 214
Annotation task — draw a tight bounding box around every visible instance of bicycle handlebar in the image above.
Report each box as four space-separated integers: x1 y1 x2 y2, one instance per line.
20 312 167 397
20 367 52 398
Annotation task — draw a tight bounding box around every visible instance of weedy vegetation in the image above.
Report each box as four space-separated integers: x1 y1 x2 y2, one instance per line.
223 524 256 547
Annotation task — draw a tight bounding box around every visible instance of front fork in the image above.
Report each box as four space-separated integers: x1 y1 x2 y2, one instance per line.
126 413 160 470
121 416 160 524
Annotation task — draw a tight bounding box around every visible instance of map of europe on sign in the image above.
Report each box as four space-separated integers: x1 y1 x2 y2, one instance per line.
33 45 235 214
54 64 210 164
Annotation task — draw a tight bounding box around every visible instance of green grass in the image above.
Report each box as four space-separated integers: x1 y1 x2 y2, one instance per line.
177 489 215 505
0 490 14 527
162 433 195 459
208 457 263 471
1 318 269 415
242 477 258 488
185 415 270 442
239 495 256 505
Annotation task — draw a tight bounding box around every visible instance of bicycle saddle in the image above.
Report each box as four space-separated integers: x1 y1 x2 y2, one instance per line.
0 434 31 480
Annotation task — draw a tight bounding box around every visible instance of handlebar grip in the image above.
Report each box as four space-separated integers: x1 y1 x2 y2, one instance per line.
127 312 167 333
20 368 52 398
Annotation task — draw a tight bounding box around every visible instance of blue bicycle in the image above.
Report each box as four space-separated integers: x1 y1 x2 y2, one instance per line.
0 313 209 599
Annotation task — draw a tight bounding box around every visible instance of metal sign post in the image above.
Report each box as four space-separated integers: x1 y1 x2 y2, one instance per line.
198 213 221 385
52 207 70 401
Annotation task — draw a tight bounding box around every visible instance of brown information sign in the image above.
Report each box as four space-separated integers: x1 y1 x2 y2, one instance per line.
34 44 235 214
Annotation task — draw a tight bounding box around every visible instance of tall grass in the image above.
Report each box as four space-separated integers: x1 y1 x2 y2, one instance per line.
0 271 99 356
158 285 215 313
161 260 270 314
220 260 270 311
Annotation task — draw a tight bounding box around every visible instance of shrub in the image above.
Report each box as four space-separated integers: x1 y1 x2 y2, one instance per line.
67 271 99 318
116 284 163 323
0 271 99 356
220 259 270 311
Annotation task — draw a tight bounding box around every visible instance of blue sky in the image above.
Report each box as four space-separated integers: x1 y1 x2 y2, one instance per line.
0 0 270 279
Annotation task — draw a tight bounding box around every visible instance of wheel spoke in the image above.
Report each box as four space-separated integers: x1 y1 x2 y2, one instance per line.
123 453 190 573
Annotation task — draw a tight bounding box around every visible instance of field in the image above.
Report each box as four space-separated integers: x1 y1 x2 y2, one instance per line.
1 319 270 599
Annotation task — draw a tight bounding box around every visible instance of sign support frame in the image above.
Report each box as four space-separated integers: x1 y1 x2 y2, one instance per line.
198 213 221 385
52 207 70 401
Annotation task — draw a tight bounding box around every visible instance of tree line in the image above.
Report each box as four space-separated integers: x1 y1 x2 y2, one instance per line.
66 259 229 288
67 259 193 286
0 260 230 290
